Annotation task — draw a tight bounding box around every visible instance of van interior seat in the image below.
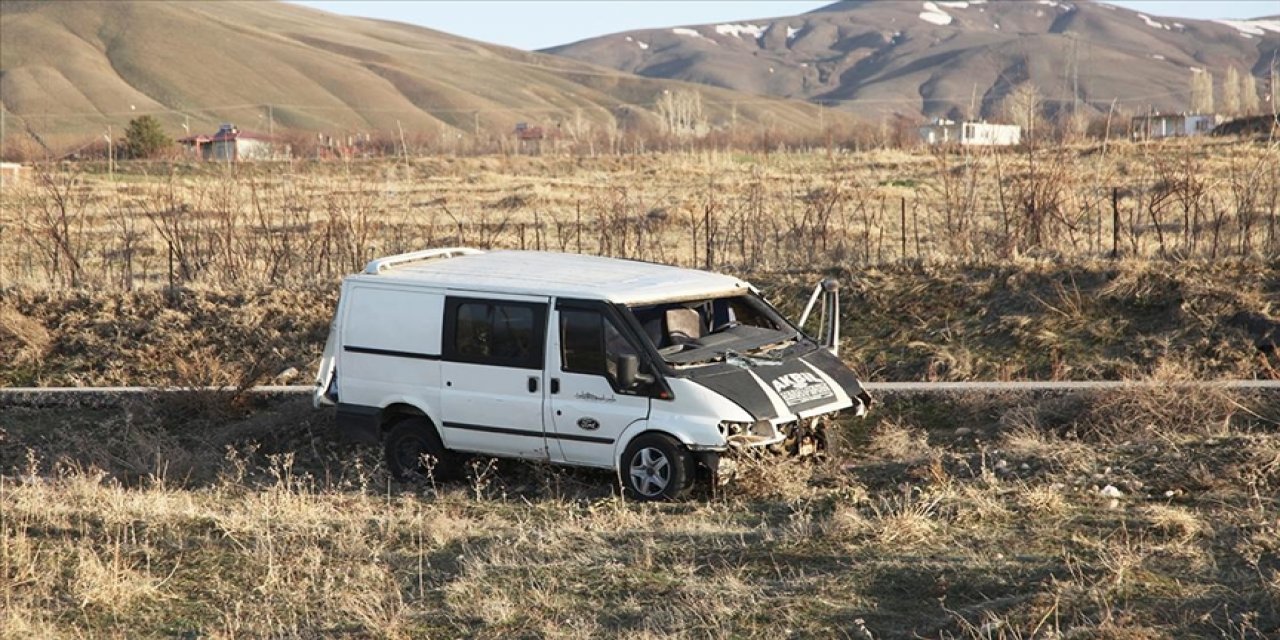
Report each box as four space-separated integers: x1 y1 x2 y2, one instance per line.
665 308 703 345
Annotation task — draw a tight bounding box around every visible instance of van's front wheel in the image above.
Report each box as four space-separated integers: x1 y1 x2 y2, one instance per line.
385 417 464 483
621 434 694 501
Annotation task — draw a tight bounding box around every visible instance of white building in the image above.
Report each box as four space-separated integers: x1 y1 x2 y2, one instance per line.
0 162 28 189
1130 113 1221 139
918 120 1022 146
179 124 287 161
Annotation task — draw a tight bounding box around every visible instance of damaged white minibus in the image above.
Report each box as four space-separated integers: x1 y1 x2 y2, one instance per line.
314 248 870 500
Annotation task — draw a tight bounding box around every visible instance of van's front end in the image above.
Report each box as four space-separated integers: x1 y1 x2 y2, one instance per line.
615 285 871 479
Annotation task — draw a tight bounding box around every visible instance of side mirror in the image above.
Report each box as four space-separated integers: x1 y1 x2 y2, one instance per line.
616 354 639 388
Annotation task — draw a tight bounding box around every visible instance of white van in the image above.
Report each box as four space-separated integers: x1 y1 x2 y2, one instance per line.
314 248 870 500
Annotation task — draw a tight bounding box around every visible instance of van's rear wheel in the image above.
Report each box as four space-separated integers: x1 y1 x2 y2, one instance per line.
385 417 463 482
621 433 694 501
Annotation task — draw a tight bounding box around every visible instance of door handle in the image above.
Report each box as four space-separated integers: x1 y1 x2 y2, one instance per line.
528 376 539 393
550 378 560 394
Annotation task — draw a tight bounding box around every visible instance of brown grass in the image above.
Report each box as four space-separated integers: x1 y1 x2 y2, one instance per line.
1 258 1275 387
2 386 1276 639
1 139 1278 638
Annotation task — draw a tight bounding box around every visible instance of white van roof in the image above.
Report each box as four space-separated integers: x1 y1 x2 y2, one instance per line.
355 249 749 304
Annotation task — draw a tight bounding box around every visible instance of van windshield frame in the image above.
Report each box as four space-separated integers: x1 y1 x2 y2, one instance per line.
621 292 814 367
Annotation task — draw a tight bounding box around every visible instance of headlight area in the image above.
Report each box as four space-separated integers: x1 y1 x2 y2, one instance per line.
717 419 783 447
703 415 836 486
720 416 833 457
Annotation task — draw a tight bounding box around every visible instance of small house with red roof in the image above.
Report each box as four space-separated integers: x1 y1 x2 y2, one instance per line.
179 124 285 161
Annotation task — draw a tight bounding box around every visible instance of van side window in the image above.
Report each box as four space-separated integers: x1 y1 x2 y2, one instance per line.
561 309 606 375
445 298 545 369
560 308 641 387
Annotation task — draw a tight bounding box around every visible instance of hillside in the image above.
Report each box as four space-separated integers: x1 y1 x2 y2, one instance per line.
545 0 1280 120
0 1 845 152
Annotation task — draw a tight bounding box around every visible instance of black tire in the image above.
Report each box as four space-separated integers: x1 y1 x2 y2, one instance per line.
620 433 695 501
384 417 464 483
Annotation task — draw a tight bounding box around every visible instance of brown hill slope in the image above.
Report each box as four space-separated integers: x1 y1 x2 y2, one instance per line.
545 0 1280 120
0 0 844 152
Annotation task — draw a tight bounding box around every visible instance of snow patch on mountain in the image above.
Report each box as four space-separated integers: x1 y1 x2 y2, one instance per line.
1215 19 1280 37
714 23 767 39
672 28 713 42
919 2 954 26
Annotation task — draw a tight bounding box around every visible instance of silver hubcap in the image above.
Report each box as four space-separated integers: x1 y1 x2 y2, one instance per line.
629 447 670 496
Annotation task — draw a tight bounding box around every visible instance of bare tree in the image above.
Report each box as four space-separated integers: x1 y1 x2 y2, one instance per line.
1003 83 1043 141
1061 108 1090 142
1223 66 1240 116
1241 73 1260 115
1272 60 1280 115
1191 69 1215 113
655 90 707 139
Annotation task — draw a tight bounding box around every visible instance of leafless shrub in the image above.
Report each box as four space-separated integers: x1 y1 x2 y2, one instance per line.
1 141 1276 291
19 164 92 286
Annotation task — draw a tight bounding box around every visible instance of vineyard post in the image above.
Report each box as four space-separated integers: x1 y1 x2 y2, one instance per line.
900 196 907 261
1111 186 1120 260
167 240 176 304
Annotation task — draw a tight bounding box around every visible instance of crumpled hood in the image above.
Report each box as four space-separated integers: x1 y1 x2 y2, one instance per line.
676 348 869 421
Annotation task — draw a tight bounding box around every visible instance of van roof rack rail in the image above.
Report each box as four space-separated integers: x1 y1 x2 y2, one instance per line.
363 247 484 274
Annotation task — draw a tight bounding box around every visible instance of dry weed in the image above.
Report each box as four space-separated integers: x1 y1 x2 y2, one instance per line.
71 534 162 613
868 419 935 462
0 304 50 367
1141 504 1207 542
1019 484 1069 516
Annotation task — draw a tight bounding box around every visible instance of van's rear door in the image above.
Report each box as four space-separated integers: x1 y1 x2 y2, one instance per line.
313 315 339 408
438 294 551 460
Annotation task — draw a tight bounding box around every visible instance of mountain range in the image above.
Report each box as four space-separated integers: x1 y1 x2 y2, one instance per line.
0 0 841 151
2 0 1278 153
546 0 1280 120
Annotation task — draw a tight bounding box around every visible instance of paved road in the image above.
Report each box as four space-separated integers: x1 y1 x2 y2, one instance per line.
1 379 1276 406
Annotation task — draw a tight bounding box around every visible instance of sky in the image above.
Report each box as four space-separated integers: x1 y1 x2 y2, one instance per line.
291 1 1278 51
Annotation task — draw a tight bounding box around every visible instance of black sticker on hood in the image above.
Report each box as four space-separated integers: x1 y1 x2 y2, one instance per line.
685 364 780 420
801 349 868 401
679 352 859 420
768 370 835 407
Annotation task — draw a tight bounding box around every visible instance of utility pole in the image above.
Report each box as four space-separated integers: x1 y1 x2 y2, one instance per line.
1071 35 1080 121
397 119 409 166
105 125 114 181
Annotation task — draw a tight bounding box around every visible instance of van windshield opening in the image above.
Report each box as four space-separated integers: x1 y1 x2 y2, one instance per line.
626 293 810 366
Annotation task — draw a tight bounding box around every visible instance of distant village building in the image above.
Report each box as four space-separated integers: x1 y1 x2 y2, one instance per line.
918 119 1022 146
1130 113 1222 140
179 124 288 161
514 122 562 154
514 122 545 141
0 162 29 189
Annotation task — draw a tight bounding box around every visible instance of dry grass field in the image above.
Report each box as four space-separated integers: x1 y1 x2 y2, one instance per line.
1 138 1277 290
2 138 1278 386
0 260 1277 388
2 386 1277 639
2 138 1278 638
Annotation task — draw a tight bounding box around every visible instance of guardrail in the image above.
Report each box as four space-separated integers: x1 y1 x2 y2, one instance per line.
1 380 1276 407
